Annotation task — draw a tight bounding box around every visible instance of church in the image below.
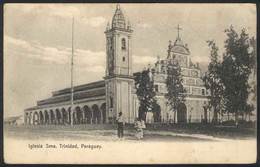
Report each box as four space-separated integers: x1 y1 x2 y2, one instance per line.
24 5 210 125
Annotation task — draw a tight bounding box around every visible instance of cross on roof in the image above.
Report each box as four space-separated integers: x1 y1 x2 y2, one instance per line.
116 4 120 9
176 24 182 39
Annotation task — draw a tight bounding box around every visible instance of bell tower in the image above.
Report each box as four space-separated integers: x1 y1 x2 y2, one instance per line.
104 4 135 123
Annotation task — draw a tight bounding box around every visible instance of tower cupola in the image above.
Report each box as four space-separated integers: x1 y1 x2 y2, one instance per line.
112 4 126 29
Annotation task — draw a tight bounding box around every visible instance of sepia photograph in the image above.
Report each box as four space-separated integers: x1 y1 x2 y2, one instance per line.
3 3 257 164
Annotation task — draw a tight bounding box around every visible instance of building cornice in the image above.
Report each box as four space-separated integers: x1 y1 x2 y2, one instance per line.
104 28 133 34
104 74 135 80
25 96 106 112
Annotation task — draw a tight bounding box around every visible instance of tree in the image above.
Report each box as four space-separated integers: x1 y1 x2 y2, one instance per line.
203 40 224 124
165 58 186 124
134 69 157 121
220 26 255 122
246 37 257 121
249 37 257 76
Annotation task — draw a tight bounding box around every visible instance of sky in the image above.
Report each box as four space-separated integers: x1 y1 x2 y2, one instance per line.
4 3 256 118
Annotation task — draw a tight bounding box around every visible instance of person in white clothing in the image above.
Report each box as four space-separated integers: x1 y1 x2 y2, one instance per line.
134 118 146 140
117 112 124 138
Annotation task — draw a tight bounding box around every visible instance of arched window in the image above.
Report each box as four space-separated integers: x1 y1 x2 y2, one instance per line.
202 89 205 95
121 38 126 50
154 85 159 92
110 97 113 108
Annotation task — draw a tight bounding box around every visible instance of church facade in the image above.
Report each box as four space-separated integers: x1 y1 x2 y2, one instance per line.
24 5 210 125
147 35 210 123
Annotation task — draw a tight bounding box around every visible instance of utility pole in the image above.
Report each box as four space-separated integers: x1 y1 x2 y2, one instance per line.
176 24 182 39
70 17 74 126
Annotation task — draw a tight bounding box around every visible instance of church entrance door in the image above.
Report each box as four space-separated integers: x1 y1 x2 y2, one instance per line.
177 103 187 123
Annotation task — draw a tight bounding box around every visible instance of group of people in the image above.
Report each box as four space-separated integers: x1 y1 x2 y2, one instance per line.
117 112 146 140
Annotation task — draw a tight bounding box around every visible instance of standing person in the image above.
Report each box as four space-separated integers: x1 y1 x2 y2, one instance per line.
117 112 124 139
134 118 143 140
141 119 146 138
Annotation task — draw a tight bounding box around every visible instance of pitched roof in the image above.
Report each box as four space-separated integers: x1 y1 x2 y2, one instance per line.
25 80 106 111
4 116 22 122
52 80 105 97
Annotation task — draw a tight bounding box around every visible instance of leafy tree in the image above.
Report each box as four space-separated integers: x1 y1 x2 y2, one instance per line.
220 26 255 122
134 69 157 121
249 37 257 75
246 37 257 121
165 58 186 123
203 40 224 124
249 37 257 102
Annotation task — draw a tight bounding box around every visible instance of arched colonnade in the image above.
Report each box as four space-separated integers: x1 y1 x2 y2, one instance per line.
24 103 106 125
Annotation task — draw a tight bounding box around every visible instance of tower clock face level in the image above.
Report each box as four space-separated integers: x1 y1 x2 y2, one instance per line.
106 31 132 76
